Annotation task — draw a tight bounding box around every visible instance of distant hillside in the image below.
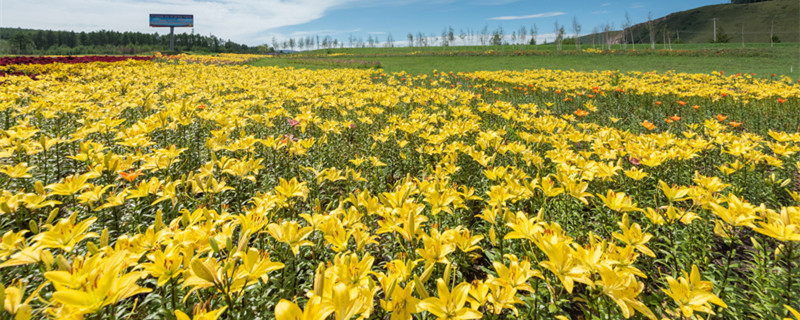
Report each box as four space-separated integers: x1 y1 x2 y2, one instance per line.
623 0 799 44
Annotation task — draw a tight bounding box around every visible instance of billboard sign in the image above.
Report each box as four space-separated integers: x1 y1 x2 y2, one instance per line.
149 14 193 27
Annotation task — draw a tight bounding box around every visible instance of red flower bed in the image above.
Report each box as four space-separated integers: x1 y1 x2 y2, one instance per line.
0 71 37 79
0 55 152 66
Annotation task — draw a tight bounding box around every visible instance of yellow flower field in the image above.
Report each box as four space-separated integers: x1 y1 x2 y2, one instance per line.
0 55 798 320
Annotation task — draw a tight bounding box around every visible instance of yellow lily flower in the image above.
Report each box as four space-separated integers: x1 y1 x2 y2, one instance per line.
0 230 27 261
487 254 543 292
418 279 482 320
0 163 36 179
331 282 367 320
3 281 44 320
46 173 92 196
661 265 727 318
33 212 98 252
383 282 421 320
595 266 656 319
597 189 640 213
175 306 227 320
612 213 655 258
416 229 456 265
46 251 151 317
274 177 309 205
486 283 523 316
505 210 544 242
140 244 184 287
752 206 800 242
537 240 593 293
233 247 285 285
267 220 314 255
275 296 334 320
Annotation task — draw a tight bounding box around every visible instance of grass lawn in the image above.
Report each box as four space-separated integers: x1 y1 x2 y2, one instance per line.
249 43 800 78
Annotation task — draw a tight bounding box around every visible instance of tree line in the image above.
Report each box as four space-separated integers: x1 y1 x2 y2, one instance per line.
0 28 270 55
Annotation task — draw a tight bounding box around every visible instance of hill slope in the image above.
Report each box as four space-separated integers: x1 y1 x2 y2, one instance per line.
624 0 799 44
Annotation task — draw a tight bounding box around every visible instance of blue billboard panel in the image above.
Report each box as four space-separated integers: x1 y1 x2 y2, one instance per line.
150 14 193 27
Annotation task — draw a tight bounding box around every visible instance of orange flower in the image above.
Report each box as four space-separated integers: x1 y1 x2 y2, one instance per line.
555 90 562 94
655 101 662 105
677 100 687 106
119 170 144 182
664 118 673 124
714 114 728 122
574 109 589 117
728 121 742 127
777 98 787 103
641 120 656 131
692 105 700 110
669 115 681 122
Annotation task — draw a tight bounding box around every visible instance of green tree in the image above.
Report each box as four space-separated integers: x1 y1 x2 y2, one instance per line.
9 33 32 53
491 27 504 46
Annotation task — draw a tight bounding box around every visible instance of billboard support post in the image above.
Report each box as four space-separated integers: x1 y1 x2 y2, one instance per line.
149 14 193 51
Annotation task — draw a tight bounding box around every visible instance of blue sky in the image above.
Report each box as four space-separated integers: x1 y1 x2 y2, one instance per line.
2 0 725 47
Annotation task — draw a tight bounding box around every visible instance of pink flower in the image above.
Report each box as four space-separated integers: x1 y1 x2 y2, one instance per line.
349 123 356 129
287 118 299 127
629 157 641 166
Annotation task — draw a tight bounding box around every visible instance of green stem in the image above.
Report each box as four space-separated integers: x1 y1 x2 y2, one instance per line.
171 277 178 313
785 241 795 318
713 232 738 319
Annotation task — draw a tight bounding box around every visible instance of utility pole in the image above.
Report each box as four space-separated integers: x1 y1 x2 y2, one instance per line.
712 18 718 42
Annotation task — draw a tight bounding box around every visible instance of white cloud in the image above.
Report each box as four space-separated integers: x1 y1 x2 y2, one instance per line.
601 2 611 6
1 0 361 45
489 12 565 20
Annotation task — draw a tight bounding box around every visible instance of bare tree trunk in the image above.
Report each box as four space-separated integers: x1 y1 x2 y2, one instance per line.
668 31 672 50
741 23 744 48
648 12 655 50
770 19 774 48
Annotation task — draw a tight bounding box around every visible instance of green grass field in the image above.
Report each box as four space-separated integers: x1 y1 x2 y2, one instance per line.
248 43 800 78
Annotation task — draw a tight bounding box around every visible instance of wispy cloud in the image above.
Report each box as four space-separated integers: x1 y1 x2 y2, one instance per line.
367 31 387 35
489 12 565 20
601 2 611 6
